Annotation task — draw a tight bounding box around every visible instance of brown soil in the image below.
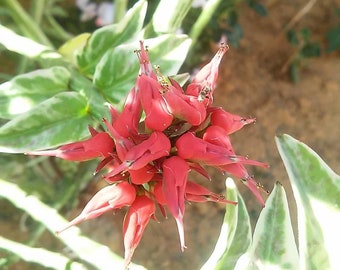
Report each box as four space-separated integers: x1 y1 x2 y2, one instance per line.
2 0 340 269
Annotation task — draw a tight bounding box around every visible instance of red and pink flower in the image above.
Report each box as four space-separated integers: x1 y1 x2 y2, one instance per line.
28 40 268 268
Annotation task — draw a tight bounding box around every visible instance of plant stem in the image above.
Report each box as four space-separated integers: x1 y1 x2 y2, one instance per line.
189 0 223 47
113 0 128 23
2 0 53 48
30 0 45 24
45 15 74 41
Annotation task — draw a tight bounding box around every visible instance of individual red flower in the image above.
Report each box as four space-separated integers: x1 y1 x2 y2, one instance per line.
209 107 256 135
56 181 136 233
27 127 115 161
111 86 142 138
129 164 156 185
123 195 156 268
163 85 207 126
185 180 237 204
186 43 229 106
162 156 190 251
104 131 171 178
176 132 267 168
203 125 267 205
138 74 173 131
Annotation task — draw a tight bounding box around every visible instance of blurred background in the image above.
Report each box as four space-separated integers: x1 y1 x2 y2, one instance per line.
0 0 339 269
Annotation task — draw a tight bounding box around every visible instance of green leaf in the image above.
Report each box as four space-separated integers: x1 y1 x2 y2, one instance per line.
326 26 340 53
276 134 340 270
0 92 93 153
201 178 252 270
93 34 191 104
77 0 147 76
0 67 71 119
0 25 59 59
68 69 111 123
151 0 193 33
0 236 87 270
0 178 147 270
240 182 299 270
300 42 321 58
58 33 91 65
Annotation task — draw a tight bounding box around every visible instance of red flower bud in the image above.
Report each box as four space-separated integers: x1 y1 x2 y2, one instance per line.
123 195 155 268
210 107 256 135
186 44 228 106
56 182 136 233
105 131 170 178
176 132 267 168
162 156 190 251
185 180 237 204
163 85 207 126
129 164 156 185
27 130 115 161
138 74 173 131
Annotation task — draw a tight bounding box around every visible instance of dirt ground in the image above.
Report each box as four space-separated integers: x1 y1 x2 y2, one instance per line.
2 0 340 269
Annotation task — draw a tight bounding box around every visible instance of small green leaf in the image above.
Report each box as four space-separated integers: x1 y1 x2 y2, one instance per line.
300 43 321 58
0 92 93 153
326 26 340 53
201 178 252 270
241 182 299 269
58 33 91 65
93 34 191 104
286 29 299 46
276 134 340 270
77 0 147 76
0 67 71 119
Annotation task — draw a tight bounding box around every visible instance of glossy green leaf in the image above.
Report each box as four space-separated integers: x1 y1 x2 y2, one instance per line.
201 178 252 270
93 34 191 104
0 67 71 119
276 134 340 270
68 69 111 122
239 182 299 270
0 92 93 153
77 0 147 76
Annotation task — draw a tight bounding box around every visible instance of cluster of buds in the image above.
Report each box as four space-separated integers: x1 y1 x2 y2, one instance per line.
28 41 268 268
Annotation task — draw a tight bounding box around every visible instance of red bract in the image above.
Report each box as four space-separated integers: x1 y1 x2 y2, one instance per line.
186 43 229 106
138 74 173 131
123 195 155 268
28 41 269 267
185 180 237 204
176 132 268 168
56 182 136 233
27 129 115 161
111 87 142 138
162 156 189 251
104 131 170 178
209 107 256 135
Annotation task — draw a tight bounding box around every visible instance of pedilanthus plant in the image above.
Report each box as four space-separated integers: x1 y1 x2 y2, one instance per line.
28 41 268 268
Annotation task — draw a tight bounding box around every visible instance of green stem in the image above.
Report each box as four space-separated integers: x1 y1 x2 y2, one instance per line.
3 0 53 48
113 0 128 23
189 0 223 47
30 0 45 24
45 15 74 41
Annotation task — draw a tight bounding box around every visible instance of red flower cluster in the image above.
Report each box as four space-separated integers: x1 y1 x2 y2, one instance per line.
28 41 268 268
